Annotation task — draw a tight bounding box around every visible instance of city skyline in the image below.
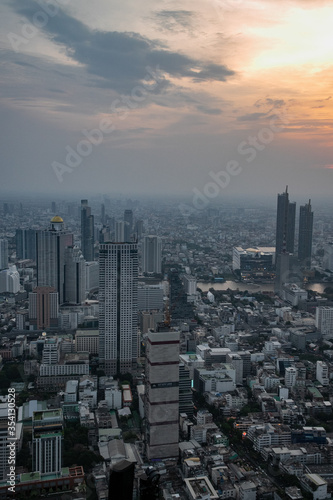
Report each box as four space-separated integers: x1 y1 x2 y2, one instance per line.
0 0 332 201
0 185 333 494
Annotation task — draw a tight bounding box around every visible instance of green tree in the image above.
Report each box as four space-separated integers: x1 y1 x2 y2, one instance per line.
64 423 89 448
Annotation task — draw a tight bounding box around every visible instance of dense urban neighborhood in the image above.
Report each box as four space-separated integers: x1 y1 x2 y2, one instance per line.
0 195 333 499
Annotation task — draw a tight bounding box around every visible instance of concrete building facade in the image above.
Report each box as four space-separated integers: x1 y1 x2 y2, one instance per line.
145 328 180 460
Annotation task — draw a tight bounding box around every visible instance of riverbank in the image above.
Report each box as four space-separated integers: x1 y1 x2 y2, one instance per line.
197 281 333 294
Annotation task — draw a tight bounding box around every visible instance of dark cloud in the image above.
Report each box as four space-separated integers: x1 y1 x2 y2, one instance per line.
9 0 234 94
237 112 267 121
196 105 222 115
254 98 286 109
316 96 332 103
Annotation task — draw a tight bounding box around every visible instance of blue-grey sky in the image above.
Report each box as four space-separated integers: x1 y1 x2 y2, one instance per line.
1 0 332 202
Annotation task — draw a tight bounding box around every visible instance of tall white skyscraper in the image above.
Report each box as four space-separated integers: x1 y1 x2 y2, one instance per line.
99 243 138 375
142 236 162 274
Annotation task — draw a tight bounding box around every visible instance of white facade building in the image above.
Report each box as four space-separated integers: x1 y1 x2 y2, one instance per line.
316 306 333 339
42 338 61 364
239 481 257 500
104 387 122 409
0 265 20 293
285 366 297 388
183 275 197 295
316 361 329 386
64 380 78 403
282 284 308 306
32 409 63 474
99 243 138 376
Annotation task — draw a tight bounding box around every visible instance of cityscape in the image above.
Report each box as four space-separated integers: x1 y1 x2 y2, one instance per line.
0 192 332 499
1 0 333 500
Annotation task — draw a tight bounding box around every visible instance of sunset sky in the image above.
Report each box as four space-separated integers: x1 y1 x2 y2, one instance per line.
1 0 332 202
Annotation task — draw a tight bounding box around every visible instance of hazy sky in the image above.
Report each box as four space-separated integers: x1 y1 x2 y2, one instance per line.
1 0 332 202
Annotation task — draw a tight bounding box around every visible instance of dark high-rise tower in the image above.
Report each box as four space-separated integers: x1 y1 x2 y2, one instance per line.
16 229 37 261
298 200 313 267
101 203 106 225
275 186 296 255
142 236 162 274
36 217 73 304
124 209 133 242
81 200 95 261
64 246 86 304
108 460 135 500
179 363 193 418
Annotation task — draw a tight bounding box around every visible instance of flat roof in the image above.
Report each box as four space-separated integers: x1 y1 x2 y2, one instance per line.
33 409 63 421
304 474 327 486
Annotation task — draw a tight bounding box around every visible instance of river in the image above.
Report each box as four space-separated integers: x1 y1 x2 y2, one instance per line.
197 281 333 294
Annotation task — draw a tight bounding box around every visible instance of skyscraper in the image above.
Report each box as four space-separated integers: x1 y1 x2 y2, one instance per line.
298 200 313 267
115 221 125 242
316 306 333 339
135 219 144 239
16 229 37 261
101 203 106 225
0 266 20 293
99 243 138 376
0 239 8 270
36 217 73 304
124 209 133 242
145 326 180 460
64 246 86 304
275 186 296 256
29 286 59 330
142 236 162 274
179 363 193 418
275 252 290 294
108 460 135 500
81 199 95 261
